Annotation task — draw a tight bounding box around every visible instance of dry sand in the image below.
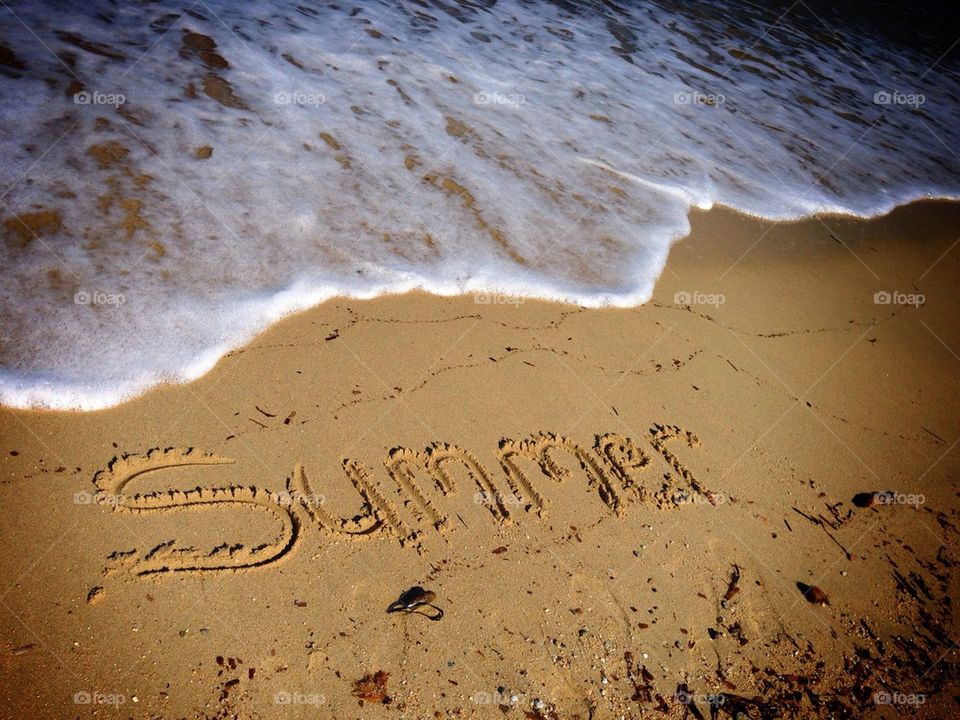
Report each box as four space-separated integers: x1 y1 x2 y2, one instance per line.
1 201 959 719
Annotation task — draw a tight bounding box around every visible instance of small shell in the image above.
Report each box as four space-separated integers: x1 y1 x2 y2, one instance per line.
397 586 433 608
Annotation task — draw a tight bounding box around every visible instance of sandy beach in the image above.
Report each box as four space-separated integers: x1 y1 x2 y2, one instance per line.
2 201 958 718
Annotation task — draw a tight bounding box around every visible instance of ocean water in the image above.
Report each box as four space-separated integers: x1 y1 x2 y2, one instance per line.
1 0 958 410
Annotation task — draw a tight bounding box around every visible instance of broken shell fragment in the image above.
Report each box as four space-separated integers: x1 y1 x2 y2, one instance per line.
386 585 444 620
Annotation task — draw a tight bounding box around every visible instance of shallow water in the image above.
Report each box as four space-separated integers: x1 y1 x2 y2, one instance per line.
1 0 958 409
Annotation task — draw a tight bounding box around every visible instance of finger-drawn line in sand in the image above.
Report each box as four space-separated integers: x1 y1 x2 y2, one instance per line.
296 459 410 541
498 433 624 515
94 448 300 576
92 425 712 578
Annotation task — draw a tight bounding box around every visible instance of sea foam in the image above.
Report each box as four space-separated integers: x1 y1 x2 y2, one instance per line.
0 0 957 409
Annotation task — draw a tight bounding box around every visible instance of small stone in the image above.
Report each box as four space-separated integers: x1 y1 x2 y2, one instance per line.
798 583 830 606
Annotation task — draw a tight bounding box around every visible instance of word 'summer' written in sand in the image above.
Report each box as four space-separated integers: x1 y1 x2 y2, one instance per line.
90 424 716 578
